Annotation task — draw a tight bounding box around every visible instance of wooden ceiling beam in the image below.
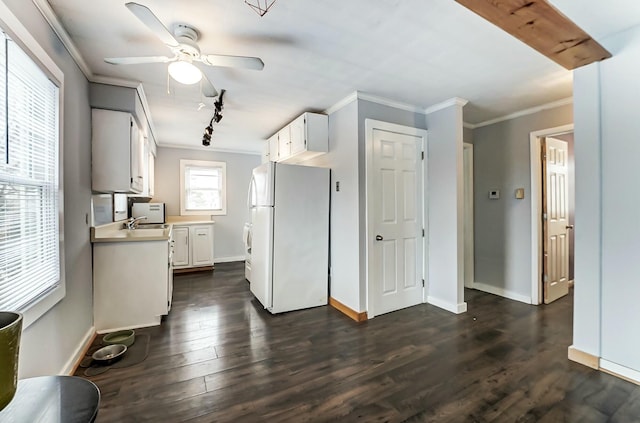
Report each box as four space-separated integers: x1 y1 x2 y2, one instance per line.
454 0 612 69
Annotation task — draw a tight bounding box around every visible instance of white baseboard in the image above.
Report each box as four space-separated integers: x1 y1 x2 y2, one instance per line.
472 282 531 304
427 296 467 314
60 326 95 375
600 359 640 386
214 255 245 264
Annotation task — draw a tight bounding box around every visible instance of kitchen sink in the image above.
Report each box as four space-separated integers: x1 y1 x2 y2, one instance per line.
135 223 169 229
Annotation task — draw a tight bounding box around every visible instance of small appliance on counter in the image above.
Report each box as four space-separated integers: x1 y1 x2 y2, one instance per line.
131 202 166 224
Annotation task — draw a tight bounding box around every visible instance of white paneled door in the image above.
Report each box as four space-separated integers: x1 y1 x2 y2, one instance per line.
542 137 570 303
369 123 425 317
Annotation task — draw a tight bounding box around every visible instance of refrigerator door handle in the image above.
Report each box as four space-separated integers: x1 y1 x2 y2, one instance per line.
247 176 256 209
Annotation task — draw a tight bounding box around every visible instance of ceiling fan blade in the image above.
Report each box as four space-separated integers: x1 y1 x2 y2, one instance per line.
125 2 180 48
104 55 174 65
200 54 264 71
194 63 219 98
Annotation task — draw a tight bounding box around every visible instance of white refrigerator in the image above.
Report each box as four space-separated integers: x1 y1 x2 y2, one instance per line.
248 162 330 314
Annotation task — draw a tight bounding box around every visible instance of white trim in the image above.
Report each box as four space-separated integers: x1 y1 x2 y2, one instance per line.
0 1 67 330
424 97 469 115
32 0 92 79
91 74 142 89
463 122 475 129
31 1 161 146
600 359 640 385
324 91 428 117
180 159 227 216
364 119 427 318
427 296 468 314
214 255 245 264
463 143 474 290
359 92 427 114
468 97 573 129
160 142 261 155
529 124 574 305
323 91 358 115
472 282 532 305
60 326 95 375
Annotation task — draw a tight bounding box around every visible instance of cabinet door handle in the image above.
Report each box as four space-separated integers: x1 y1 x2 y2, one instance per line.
375 235 383 241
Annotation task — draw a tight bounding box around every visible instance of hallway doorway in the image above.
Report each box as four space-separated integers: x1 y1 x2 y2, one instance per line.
530 125 575 305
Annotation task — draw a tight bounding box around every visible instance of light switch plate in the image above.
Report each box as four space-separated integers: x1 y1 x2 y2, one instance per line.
515 188 525 199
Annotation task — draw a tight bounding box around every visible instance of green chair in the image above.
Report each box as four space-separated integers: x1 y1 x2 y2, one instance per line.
0 312 22 411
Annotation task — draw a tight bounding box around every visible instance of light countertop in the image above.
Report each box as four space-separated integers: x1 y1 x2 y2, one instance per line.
166 216 215 226
91 221 173 243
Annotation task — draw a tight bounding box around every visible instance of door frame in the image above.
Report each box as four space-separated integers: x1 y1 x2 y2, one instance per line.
463 143 474 289
365 119 427 318
529 124 574 305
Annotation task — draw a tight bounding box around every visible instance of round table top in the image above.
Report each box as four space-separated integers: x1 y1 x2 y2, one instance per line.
0 375 100 423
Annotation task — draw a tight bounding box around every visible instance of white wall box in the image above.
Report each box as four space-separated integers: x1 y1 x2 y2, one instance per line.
93 236 174 333
268 112 328 164
92 108 144 193
172 223 215 272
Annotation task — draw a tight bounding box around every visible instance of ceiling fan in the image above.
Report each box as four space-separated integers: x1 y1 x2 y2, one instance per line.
104 2 265 97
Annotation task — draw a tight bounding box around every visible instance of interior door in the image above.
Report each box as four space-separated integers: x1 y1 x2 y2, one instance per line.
371 127 424 316
542 137 570 303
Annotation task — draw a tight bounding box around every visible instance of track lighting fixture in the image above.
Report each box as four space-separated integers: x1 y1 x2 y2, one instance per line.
202 118 213 146
201 90 225 146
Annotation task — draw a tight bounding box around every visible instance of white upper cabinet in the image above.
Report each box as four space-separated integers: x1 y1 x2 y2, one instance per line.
92 108 143 194
268 112 328 164
268 133 279 162
277 126 291 159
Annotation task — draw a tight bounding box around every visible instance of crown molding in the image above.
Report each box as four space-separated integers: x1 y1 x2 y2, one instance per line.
424 97 469 115
32 0 92 79
357 92 427 114
323 91 358 115
467 97 573 129
159 143 261 156
33 0 160 145
324 91 429 116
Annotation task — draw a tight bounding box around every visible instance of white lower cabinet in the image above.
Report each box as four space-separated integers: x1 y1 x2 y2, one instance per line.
172 223 215 271
172 226 190 267
93 237 173 333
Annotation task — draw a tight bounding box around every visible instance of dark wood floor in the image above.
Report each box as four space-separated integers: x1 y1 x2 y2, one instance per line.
77 262 640 422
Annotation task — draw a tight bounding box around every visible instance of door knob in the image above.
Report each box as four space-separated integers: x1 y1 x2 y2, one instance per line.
566 225 574 230
375 235 383 241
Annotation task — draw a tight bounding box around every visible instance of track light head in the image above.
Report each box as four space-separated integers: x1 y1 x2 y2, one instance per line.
202 118 213 146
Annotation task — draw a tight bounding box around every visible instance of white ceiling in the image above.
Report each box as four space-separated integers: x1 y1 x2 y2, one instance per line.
45 0 640 153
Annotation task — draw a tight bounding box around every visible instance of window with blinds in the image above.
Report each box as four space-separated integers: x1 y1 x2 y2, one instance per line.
0 31 61 312
180 160 226 216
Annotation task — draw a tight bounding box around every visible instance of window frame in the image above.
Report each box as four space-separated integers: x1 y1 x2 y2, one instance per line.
179 159 227 216
0 3 65 329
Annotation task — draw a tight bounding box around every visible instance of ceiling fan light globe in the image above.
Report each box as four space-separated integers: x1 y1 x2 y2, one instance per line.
168 61 202 85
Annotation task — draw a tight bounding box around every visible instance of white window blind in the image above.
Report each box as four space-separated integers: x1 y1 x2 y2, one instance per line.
0 32 61 312
180 160 226 215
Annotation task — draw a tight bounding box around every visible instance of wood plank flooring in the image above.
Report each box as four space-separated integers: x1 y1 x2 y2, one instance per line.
77 262 640 422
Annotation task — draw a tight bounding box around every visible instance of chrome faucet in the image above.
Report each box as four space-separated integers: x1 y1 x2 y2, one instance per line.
126 216 147 230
